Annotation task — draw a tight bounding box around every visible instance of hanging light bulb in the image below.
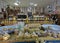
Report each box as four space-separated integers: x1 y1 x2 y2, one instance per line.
14 3 18 6
14 0 21 6
34 4 37 6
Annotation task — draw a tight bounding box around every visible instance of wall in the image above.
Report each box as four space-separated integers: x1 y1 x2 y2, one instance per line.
44 2 55 14
0 0 8 12
56 0 60 14
44 0 60 14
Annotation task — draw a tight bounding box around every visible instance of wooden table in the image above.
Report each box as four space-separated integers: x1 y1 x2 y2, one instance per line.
0 36 60 43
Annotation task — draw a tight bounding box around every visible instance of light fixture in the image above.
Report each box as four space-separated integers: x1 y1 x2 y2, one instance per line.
14 0 21 6
14 3 18 6
34 4 37 6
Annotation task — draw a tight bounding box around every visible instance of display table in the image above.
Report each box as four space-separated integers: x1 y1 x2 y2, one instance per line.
0 36 60 43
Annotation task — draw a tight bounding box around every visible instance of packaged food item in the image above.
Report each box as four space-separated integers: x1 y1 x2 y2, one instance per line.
25 32 30 37
48 32 52 37
17 22 25 31
31 32 38 38
0 35 3 40
57 33 60 38
14 29 19 35
52 32 57 38
3 33 10 40
3 28 7 31
17 31 24 38
35 31 41 37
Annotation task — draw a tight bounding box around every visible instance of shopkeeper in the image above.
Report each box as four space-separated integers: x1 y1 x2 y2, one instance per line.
51 14 58 24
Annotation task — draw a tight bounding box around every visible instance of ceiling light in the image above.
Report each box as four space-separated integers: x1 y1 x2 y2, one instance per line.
34 4 37 6
14 3 18 6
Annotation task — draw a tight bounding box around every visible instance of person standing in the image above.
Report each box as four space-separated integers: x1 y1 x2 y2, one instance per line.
51 14 58 24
